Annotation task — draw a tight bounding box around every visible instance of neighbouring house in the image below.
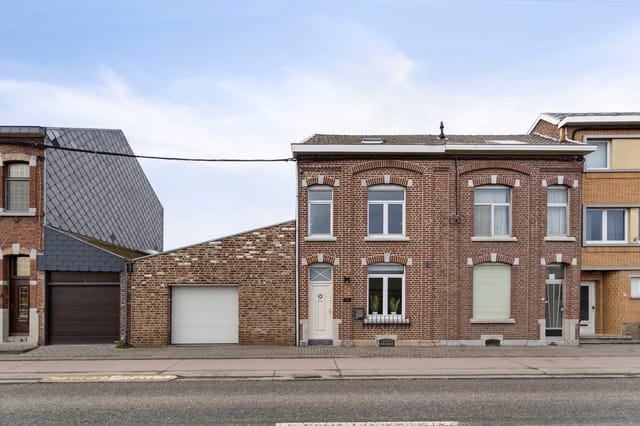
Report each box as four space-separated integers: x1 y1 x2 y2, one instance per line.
530 113 640 339
292 132 595 346
128 221 296 346
0 126 163 345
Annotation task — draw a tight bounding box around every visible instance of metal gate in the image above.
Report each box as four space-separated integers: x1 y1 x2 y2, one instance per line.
545 264 565 337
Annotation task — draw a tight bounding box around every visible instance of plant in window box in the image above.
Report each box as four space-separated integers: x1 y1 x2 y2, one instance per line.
389 297 401 315
369 294 380 315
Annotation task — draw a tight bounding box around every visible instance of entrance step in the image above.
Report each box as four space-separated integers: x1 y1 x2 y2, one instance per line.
580 334 639 344
0 343 38 354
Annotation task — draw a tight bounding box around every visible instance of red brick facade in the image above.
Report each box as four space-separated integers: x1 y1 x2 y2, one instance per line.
0 137 45 344
297 155 584 346
129 221 296 346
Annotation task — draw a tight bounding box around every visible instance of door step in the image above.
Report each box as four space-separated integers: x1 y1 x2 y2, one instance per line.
579 335 638 344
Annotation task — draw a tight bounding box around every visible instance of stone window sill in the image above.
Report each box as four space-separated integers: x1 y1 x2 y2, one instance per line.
365 235 410 242
0 209 36 217
471 236 517 242
544 236 577 242
304 235 337 242
470 318 516 324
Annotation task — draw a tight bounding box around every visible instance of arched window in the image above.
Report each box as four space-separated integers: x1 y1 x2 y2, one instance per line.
6 162 30 211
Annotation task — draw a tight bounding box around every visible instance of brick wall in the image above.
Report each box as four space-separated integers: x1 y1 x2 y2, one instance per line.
298 155 583 344
129 221 296 346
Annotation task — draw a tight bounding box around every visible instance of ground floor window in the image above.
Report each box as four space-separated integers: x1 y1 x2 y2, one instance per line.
368 263 404 316
472 263 511 321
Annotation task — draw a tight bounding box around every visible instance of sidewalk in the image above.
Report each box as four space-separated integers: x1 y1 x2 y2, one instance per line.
1 344 639 382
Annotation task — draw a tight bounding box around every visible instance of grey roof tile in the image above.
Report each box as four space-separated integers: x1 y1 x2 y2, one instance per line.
299 133 563 146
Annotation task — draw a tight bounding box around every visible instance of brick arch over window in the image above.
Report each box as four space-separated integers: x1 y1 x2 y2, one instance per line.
302 253 338 266
469 253 517 266
459 161 532 176
361 176 412 188
543 176 578 188
349 160 426 174
362 254 411 266
468 176 519 188
0 153 36 164
540 254 577 266
1 245 37 257
303 175 338 187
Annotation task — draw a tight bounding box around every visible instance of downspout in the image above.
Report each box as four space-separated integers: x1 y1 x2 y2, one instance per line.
123 262 132 345
294 162 300 346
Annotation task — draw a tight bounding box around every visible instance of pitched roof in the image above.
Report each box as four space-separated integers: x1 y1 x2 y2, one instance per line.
301 133 563 145
530 112 640 133
543 112 640 121
43 127 164 252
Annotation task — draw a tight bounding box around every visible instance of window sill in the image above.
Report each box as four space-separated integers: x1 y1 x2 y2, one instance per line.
584 242 632 246
544 236 577 242
365 235 410 242
471 236 517 242
470 318 516 324
0 209 36 217
304 235 337 242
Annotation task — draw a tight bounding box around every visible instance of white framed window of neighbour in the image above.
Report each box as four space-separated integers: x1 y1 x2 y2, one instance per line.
367 263 404 316
547 186 568 236
368 185 405 236
5 162 30 211
630 277 640 299
584 139 610 170
586 208 627 243
309 265 332 283
308 186 333 236
472 263 511 321
474 186 510 237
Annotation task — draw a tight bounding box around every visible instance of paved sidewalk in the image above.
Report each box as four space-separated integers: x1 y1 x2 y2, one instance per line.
0 344 639 382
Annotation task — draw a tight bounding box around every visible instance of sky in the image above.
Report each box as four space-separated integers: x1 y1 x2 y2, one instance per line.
2 0 640 250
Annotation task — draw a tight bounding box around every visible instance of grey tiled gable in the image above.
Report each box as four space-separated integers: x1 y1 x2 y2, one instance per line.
44 128 163 252
37 227 127 272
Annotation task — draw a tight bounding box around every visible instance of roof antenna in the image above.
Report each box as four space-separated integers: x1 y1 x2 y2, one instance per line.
438 121 446 140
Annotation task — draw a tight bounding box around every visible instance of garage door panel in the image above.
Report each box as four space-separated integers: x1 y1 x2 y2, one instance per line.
48 284 120 344
171 287 238 344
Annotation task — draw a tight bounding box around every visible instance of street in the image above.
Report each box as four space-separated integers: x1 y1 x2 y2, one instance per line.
1 377 639 425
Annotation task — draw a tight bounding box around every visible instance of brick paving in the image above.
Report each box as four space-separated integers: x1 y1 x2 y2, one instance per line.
1 343 640 361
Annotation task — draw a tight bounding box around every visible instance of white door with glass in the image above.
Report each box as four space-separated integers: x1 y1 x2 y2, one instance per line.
580 281 596 335
308 265 333 342
545 264 565 337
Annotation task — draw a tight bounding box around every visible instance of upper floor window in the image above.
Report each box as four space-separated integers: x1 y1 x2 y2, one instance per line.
547 186 568 236
6 163 30 211
474 186 510 237
584 139 609 170
368 185 405 236
368 263 404 316
308 186 332 236
586 208 626 243
472 263 511 321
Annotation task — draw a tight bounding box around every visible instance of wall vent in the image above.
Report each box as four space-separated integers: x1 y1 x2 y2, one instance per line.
361 137 384 144
378 338 396 347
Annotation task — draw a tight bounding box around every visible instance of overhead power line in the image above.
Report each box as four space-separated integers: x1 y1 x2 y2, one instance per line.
3 140 294 162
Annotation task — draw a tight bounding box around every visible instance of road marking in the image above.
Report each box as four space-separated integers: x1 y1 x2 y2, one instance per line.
276 423 459 426
40 374 177 383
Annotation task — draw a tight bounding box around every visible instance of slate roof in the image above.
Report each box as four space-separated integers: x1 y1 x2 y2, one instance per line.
44 128 163 252
300 133 563 145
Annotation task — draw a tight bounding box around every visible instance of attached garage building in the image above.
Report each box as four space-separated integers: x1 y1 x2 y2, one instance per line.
129 221 296 346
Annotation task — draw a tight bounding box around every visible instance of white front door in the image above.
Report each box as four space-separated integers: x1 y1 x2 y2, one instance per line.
308 265 333 343
580 281 596 335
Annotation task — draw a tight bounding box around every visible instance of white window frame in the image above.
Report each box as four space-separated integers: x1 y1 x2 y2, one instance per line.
547 185 569 236
630 277 640 299
367 185 405 237
585 208 627 244
307 185 333 238
367 263 404 317
584 138 610 170
5 162 30 212
471 263 513 323
309 264 332 283
473 186 511 238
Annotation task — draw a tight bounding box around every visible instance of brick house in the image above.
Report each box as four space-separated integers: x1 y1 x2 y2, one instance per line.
293 132 594 346
129 221 296 346
0 126 162 346
530 113 640 338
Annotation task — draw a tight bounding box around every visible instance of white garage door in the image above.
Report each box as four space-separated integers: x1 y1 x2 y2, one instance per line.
171 286 239 344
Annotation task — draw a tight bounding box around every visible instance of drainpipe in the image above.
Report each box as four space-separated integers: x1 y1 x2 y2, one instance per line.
123 262 132 345
294 164 300 346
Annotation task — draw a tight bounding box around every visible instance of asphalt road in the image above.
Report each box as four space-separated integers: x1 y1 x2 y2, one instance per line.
1 377 639 425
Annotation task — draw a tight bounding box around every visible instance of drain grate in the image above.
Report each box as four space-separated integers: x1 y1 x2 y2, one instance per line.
378 338 396 347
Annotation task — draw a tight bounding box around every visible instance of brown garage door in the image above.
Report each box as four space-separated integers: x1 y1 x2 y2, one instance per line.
48 272 120 344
